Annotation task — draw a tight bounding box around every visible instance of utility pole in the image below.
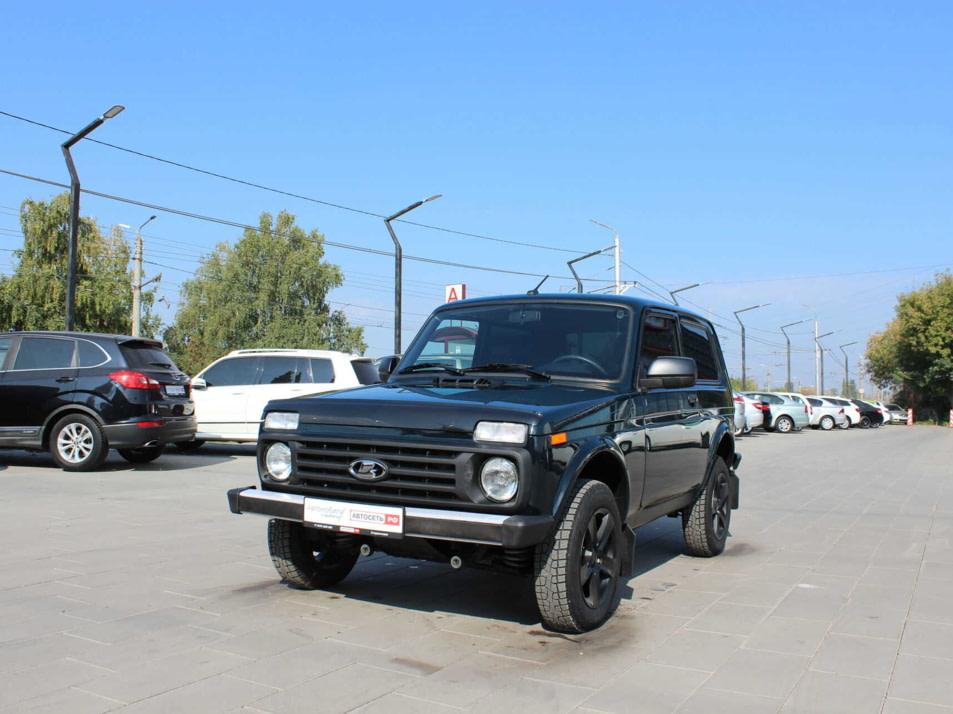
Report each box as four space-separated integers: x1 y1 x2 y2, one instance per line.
780 319 811 392
131 215 156 337
589 220 621 294
804 305 820 395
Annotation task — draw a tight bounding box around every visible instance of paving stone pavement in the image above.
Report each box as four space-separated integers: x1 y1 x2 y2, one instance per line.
1 426 951 713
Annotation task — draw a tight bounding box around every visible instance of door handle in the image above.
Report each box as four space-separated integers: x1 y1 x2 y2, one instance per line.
56 376 75 383
687 394 698 406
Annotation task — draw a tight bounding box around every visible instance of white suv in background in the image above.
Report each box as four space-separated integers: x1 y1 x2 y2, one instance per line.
181 349 380 449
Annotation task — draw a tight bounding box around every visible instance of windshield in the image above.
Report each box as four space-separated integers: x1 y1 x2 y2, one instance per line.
399 301 633 381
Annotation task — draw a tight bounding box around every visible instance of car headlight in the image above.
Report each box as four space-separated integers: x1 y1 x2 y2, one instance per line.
480 457 519 502
264 442 293 481
474 421 528 444
263 412 299 430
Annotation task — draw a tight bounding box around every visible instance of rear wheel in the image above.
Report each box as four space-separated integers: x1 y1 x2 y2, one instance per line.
683 457 731 557
838 418 850 430
775 415 795 433
118 444 166 463
819 415 835 431
268 519 360 589
50 414 108 472
534 479 623 633
860 416 871 429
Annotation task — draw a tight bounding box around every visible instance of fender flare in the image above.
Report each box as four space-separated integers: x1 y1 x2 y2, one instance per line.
41 404 106 447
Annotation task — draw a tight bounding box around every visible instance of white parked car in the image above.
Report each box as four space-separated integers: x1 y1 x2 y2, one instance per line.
807 397 848 431
821 397 862 428
733 391 764 435
181 349 380 448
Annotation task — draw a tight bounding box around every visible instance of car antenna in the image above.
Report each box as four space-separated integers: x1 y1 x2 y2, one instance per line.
528 275 549 295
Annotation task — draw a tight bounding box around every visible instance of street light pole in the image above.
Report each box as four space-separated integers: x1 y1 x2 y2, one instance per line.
815 331 836 395
384 195 441 354
780 318 811 391
803 304 821 396
131 215 157 337
733 303 770 391
839 341 858 397
589 220 621 294
61 105 125 331
669 282 708 306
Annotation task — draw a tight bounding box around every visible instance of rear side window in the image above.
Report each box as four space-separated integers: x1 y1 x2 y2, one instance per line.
260 356 305 384
13 337 75 370
202 357 258 387
351 360 382 385
678 318 720 381
311 358 336 383
78 340 109 367
808 398 822 407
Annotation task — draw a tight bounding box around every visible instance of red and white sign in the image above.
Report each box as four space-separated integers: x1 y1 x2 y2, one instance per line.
304 497 403 535
445 283 466 302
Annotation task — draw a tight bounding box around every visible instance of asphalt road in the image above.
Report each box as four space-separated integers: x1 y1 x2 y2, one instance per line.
1 425 951 713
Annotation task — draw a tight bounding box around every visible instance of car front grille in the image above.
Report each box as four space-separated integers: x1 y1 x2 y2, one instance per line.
293 439 466 507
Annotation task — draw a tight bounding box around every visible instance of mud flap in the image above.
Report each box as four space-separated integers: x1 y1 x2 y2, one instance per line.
620 527 636 578
729 471 740 510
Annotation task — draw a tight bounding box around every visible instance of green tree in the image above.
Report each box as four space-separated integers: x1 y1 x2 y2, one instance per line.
866 272 953 415
0 193 161 335
164 210 366 375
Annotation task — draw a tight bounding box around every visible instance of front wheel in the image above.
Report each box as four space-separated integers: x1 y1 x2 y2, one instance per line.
683 457 731 557
50 414 108 472
819 415 835 431
775 415 795 433
268 519 360 589
534 480 623 633
118 444 166 463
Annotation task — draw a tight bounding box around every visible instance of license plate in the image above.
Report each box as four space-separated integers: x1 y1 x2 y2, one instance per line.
165 385 186 396
304 497 404 536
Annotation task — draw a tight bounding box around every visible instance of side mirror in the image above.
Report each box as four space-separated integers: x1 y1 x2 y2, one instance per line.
191 376 207 390
641 356 697 390
376 355 402 382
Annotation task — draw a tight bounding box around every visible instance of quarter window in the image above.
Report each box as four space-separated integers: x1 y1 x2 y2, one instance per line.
678 319 720 381
311 358 336 383
78 340 109 367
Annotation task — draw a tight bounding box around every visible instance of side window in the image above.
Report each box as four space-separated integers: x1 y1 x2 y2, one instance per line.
259 356 304 384
201 357 258 387
0 336 12 369
638 313 678 375
311 358 335 383
78 340 109 367
13 337 75 370
678 318 720 381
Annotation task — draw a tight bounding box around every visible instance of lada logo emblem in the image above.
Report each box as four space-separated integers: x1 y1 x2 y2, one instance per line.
348 458 389 482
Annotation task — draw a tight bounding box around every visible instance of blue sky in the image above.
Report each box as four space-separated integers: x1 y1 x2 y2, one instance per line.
2 1 950 392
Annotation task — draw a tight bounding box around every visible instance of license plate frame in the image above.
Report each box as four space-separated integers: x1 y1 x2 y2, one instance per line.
303 497 404 537
165 385 186 397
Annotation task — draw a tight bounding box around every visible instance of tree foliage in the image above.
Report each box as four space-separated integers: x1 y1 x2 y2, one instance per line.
866 272 953 413
0 193 160 335
164 210 366 376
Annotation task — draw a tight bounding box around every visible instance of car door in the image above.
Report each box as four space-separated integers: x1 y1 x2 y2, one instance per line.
0 335 77 437
246 356 314 428
637 310 709 508
193 356 260 437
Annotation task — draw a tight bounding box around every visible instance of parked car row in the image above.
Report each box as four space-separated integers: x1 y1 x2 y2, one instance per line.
733 390 906 436
0 332 380 471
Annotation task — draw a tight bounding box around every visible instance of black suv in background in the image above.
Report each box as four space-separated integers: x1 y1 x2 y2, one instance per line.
0 331 195 471
229 293 741 633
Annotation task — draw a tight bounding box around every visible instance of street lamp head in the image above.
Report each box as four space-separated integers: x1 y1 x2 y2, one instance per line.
423 194 442 203
103 105 125 119
139 215 157 232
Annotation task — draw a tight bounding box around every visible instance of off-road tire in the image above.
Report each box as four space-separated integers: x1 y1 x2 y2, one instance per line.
267 519 360 589
819 415 835 431
775 415 795 433
682 457 731 557
118 444 166 463
534 479 623 633
50 414 108 472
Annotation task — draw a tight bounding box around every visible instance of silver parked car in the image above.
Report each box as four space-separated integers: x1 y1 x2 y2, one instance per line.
807 397 849 430
743 392 810 433
733 391 764 435
886 403 909 424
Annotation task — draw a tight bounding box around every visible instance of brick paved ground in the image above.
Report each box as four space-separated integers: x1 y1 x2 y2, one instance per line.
1 426 951 712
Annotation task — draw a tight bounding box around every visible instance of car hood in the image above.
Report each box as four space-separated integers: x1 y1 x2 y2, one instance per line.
264 381 625 435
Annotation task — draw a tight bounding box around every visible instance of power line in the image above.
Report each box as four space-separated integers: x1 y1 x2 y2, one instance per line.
0 109 585 255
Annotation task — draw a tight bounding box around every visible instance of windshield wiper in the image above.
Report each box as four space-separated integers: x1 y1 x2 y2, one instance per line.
463 363 551 381
398 362 465 376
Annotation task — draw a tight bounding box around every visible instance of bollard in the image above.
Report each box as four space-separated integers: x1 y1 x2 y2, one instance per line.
949 409 953 428
907 408 914 426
